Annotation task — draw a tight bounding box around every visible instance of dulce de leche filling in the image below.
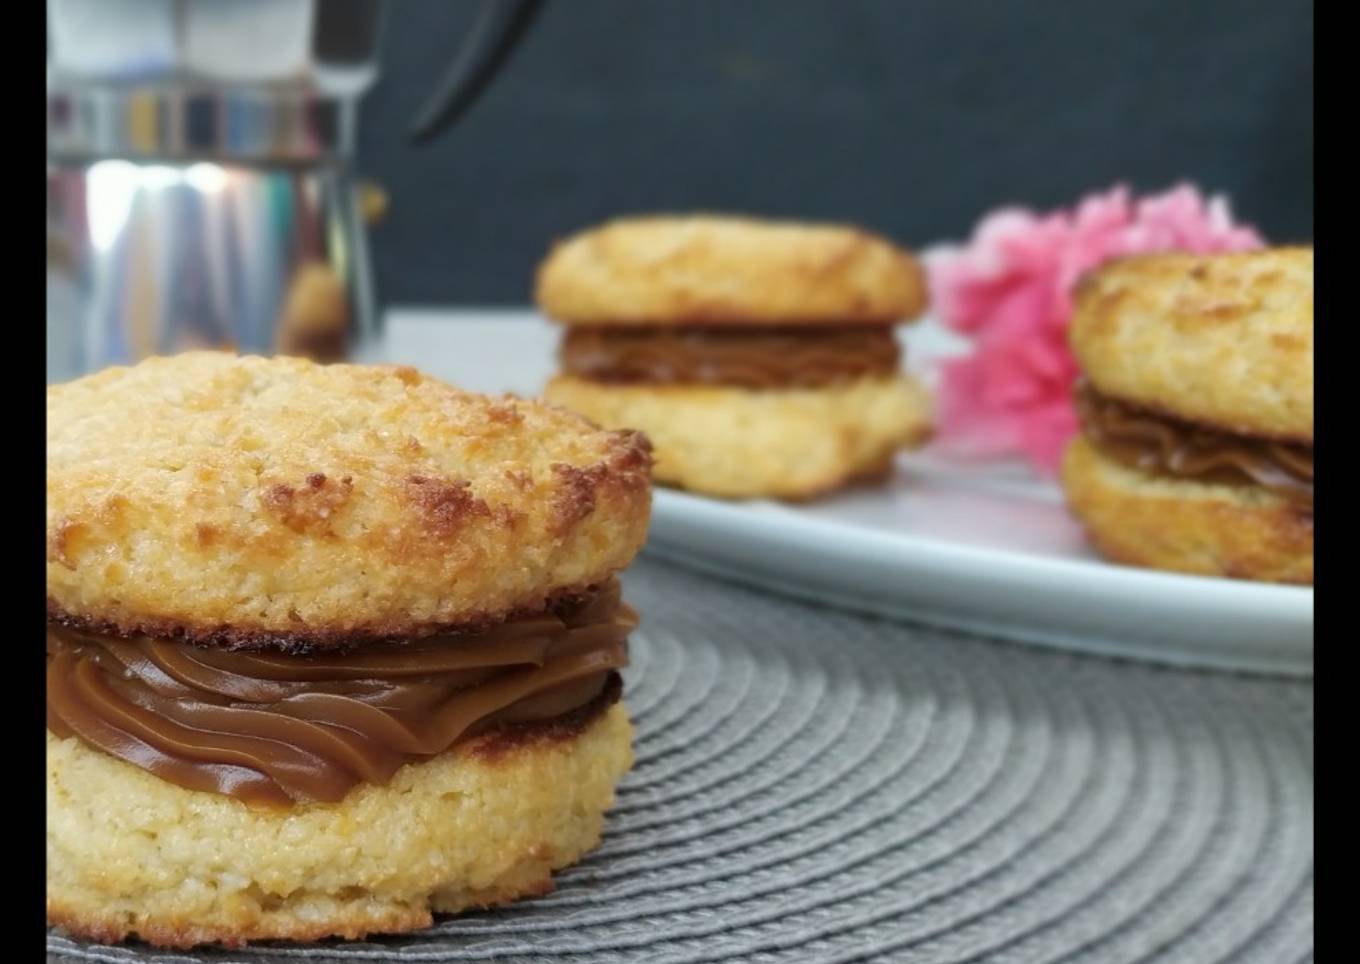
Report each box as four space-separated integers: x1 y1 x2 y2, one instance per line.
560 325 901 389
1076 384 1313 510
47 580 634 807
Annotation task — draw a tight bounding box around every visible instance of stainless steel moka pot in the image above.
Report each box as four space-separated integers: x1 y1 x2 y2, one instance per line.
46 0 541 382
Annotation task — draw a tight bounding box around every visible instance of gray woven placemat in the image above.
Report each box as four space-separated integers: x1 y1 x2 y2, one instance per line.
48 557 1314 964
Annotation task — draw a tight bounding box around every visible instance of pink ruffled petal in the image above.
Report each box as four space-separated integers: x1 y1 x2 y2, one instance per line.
926 183 1265 476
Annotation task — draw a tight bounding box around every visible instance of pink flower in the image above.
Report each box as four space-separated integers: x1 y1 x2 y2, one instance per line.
923 184 1263 474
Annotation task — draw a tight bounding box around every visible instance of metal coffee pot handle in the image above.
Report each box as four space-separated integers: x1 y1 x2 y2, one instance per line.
408 0 545 144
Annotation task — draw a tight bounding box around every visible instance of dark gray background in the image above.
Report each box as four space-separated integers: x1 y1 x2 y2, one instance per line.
357 0 1313 306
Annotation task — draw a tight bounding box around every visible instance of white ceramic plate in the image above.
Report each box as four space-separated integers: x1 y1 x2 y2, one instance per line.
646 461 1313 676
377 310 1314 676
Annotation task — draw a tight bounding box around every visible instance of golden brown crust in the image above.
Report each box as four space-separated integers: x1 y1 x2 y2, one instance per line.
1062 437 1313 584
1071 247 1313 440
50 875 563 949
535 215 927 326
46 353 652 648
545 373 932 499
47 899 437 950
47 704 633 948
46 580 612 653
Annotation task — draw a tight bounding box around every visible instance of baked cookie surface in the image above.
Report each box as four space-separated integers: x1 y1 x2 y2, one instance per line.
47 353 652 646
536 215 927 326
546 373 932 499
1071 247 1313 440
1062 437 1312 584
48 702 633 948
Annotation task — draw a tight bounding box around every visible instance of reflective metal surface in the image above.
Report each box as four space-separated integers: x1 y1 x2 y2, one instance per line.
47 0 383 92
47 0 381 163
46 0 542 380
47 159 373 383
47 85 361 163
46 0 383 379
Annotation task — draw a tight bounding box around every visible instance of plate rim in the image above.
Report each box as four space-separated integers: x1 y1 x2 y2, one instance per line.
648 487 1313 677
652 488 1313 609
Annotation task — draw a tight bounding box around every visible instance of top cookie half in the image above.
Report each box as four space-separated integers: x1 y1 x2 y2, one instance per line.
535 215 927 326
47 353 652 648
1071 247 1313 441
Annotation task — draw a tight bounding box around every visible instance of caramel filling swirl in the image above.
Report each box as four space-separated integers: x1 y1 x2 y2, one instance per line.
1076 384 1313 510
560 325 901 389
46 581 634 807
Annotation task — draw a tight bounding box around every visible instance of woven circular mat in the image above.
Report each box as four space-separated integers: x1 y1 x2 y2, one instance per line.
48 558 1314 964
